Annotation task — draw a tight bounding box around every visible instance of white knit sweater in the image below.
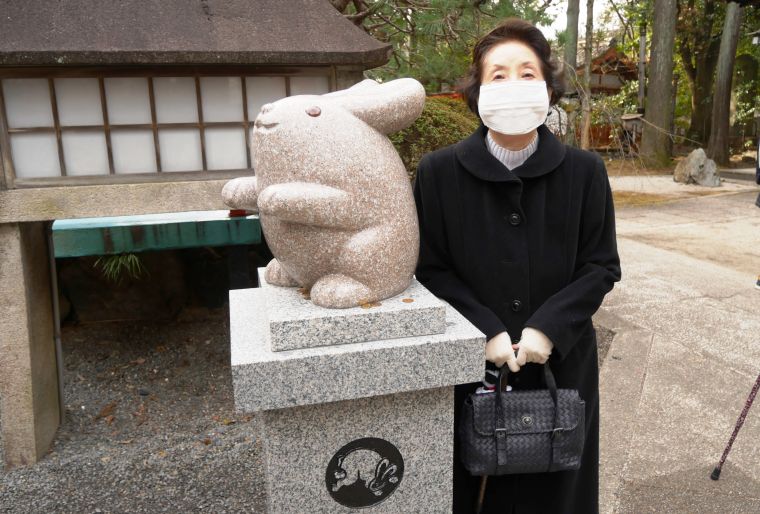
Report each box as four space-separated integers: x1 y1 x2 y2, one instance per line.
485 130 539 171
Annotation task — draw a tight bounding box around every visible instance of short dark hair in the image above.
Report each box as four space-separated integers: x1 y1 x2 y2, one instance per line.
460 18 565 117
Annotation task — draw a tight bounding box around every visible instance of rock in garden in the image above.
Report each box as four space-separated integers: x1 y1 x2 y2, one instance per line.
673 148 721 187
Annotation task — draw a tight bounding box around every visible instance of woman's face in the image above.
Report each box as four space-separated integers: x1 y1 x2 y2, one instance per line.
480 40 551 97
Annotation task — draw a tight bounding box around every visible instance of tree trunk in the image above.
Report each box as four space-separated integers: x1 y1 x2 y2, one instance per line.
564 0 580 91
637 22 646 112
580 0 594 150
670 74 679 137
707 2 743 166
640 0 677 167
678 0 718 144
564 0 581 146
685 39 720 144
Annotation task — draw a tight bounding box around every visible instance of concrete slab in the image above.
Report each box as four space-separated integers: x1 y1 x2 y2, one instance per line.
621 336 759 482
608 238 754 304
617 464 760 514
597 309 654 514
608 298 759 377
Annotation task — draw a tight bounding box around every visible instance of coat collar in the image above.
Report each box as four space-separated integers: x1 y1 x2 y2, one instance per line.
455 123 566 182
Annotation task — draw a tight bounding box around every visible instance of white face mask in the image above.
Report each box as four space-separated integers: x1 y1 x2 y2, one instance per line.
478 80 550 135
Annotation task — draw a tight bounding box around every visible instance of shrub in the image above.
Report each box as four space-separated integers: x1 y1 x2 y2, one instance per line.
391 96 479 183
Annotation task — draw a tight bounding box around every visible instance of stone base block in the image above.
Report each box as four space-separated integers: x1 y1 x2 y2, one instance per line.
230 287 484 412
258 387 453 513
0 222 60 468
257 269 446 351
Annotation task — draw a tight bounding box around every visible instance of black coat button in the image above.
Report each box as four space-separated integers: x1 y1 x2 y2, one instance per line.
511 299 523 312
508 213 522 226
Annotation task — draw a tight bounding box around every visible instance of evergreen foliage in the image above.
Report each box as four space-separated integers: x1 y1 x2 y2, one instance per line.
391 96 479 182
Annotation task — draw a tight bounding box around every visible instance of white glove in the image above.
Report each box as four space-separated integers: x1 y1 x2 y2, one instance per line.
485 332 520 372
515 327 553 366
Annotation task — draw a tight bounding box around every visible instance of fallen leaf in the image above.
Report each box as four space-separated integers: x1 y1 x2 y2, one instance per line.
402 298 414 303
118 439 133 445
222 418 235 426
104 415 115 426
202 438 212 446
130 357 146 366
133 403 147 425
155 345 168 353
157 450 167 458
94 401 118 421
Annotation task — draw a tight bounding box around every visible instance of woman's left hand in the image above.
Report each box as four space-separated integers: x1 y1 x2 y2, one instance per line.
515 327 554 366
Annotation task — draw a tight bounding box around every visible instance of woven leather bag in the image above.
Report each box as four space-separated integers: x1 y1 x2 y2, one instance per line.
458 364 585 476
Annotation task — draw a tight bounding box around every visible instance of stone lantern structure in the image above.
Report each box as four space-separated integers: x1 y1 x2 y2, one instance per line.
0 0 390 468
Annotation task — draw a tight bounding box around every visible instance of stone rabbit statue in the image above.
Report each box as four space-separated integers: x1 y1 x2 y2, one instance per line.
222 78 425 308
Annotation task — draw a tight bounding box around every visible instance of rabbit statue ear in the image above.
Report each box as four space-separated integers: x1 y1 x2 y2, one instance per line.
325 78 426 135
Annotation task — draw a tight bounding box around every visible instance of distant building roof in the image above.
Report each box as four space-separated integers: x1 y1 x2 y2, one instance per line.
577 46 638 81
0 0 391 68
576 45 638 94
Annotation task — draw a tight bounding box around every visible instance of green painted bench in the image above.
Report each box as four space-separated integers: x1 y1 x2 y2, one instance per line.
52 209 261 292
52 210 261 258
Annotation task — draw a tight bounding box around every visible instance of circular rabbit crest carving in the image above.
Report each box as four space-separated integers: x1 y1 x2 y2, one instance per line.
325 437 404 508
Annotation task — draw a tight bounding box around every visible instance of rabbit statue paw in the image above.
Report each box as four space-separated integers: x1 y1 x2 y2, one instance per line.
264 259 299 288
310 274 373 309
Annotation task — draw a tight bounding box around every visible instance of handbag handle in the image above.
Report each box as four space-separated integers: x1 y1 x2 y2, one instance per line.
497 362 558 400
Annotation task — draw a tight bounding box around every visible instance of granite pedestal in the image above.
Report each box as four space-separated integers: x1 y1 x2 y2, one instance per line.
230 275 485 513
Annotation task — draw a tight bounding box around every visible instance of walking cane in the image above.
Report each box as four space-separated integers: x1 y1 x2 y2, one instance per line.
710 372 760 480
475 475 488 514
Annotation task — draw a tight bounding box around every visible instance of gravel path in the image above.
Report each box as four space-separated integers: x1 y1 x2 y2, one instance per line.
0 308 615 513
0 308 266 514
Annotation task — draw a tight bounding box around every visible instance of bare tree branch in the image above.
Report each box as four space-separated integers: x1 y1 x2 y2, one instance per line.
607 0 635 44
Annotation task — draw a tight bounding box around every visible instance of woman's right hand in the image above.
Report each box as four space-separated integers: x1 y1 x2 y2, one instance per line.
485 332 520 372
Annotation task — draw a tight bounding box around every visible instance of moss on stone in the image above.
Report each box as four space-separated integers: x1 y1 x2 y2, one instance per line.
391 96 479 183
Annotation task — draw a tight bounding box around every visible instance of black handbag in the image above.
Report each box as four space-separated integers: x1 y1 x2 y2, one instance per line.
458 363 586 476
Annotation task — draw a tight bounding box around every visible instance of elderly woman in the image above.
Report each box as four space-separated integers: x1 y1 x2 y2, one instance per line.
413 18 621 514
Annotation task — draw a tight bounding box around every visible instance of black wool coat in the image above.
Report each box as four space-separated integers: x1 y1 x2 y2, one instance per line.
414 124 621 514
